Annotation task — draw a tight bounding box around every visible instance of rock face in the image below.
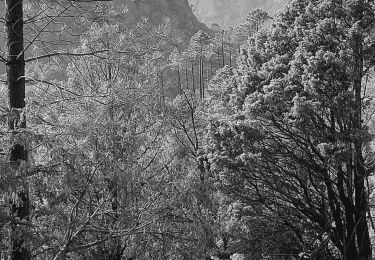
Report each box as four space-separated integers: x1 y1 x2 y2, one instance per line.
116 0 209 39
189 0 286 28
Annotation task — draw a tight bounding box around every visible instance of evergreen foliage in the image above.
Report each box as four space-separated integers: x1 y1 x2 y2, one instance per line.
1 0 375 259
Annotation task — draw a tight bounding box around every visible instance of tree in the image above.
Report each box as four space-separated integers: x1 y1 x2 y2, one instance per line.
206 0 375 259
166 91 222 259
189 30 212 100
169 48 183 95
5 0 29 258
3 0 112 259
3 5 212 258
238 9 271 41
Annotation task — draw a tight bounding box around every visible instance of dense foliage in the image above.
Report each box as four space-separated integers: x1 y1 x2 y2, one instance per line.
1 0 375 259
206 0 375 259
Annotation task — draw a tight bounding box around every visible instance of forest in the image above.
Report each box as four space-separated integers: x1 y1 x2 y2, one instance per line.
1 0 375 259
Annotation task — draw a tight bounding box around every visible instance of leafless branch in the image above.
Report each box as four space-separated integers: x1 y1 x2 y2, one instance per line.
19 5 72 60
0 54 7 63
25 49 109 63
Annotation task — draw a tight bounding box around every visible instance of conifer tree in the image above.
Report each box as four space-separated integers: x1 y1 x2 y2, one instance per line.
206 0 375 258
190 30 211 99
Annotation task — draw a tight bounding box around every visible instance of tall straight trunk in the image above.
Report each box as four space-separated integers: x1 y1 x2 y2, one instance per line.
177 67 181 95
201 56 204 100
6 0 30 259
206 68 209 98
221 41 225 68
351 2 371 258
229 50 232 67
100 98 124 259
199 44 204 99
159 70 165 105
199 56 202 98
107 51 125 259
217 47 220 69
192 63 195 94
6 0 25 110
185 65 189 89
210 58 213 77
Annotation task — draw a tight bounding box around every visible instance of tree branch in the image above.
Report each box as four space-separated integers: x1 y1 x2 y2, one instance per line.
25 49 109 63
18 5 71 60
0 54 7 63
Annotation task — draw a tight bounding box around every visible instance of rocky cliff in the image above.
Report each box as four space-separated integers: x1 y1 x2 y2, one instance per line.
119 0 208 39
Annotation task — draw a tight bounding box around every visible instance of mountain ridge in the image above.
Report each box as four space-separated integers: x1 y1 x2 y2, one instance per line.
117 0 209 39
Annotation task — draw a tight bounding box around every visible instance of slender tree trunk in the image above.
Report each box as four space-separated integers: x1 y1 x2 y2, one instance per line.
177 67 181 95
192 63 195 94
217 47 220 69
199 56 202 99
229 49 232 67
102 52 125 259
199 44 204 99
210 57 213 77
206 68 209 97
6 0 30 259
201 56 204 99
185 65 189 89
159 70 165 105
108 63 123 260
221 41 225 67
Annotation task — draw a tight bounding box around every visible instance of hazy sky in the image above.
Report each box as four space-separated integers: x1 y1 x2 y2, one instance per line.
189 0 284 27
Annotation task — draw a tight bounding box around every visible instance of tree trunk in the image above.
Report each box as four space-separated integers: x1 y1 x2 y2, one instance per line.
185 65 189 89
192 63 195 95
210 58 213 77
6 0 25 110
201 56 204 99
229 50 232 67
177 67 181 95
159 70 165 105
5 0 30 259
221 41 225 68
351 1 371 259
217 47 220 69
199 57 202 99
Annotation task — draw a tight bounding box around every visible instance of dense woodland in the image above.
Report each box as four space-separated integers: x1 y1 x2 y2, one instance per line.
1 0 375 259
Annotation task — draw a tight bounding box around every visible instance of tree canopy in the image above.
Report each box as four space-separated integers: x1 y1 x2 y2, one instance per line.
2 0 375 259
206 0 375 259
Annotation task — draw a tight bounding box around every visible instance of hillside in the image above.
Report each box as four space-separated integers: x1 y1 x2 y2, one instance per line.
119 0 208 39
189 0 287 28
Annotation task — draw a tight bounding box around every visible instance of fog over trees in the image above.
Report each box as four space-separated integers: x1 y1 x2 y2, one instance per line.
1 0 375 259
189 0 286 27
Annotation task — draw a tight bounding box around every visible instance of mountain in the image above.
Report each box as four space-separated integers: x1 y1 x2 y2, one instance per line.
119 0 209 39
189 0 287 28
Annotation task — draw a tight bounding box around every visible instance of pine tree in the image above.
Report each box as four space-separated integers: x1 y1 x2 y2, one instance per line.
206 0 375 258
189 30 212 99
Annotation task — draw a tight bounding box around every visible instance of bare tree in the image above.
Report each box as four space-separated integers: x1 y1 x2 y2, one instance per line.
3 0 112 258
